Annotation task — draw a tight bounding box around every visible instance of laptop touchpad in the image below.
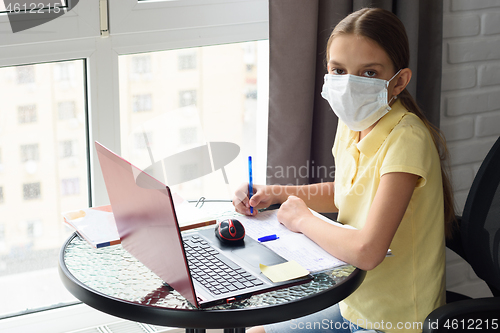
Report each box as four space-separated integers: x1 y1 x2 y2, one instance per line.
197 228 286 270
229 240 285 269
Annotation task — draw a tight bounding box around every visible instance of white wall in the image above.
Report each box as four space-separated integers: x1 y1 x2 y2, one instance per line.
441 0 500 298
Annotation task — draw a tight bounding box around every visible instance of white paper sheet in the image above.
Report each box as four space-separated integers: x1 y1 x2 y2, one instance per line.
237 210 352 273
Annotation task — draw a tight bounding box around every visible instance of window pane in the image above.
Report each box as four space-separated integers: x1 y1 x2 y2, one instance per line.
18 104 38 124
0 60 87 317
119 41 268 200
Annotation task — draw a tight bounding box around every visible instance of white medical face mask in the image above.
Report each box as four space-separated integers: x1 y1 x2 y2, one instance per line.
321 70 401 131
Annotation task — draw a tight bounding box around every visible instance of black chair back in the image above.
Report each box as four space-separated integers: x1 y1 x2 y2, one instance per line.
460 136 500 297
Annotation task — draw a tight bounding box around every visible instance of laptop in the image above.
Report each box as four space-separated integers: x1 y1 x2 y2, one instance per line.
95 141 312 308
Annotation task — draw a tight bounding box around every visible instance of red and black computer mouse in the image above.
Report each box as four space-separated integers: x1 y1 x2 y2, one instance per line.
215 219 245 244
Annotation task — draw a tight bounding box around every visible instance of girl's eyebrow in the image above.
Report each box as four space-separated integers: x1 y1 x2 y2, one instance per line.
328 60 385 68
328 60 343 67
361 62 385 68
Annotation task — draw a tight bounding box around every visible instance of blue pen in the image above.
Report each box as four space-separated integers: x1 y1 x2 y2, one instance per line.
248 156 253 214
258 234 279 242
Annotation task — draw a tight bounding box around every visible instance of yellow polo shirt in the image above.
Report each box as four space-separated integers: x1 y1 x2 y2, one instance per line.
333 100 446 332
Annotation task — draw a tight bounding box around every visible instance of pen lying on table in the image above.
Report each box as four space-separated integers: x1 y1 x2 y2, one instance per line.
258 234 279 242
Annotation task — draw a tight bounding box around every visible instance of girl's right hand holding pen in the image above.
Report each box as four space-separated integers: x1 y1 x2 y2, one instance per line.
232 183 277 216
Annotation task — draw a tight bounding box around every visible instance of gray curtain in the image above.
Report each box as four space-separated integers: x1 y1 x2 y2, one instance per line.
266 0 443 186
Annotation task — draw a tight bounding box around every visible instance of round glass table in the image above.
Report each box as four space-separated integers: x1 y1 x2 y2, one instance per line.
59 201 365 332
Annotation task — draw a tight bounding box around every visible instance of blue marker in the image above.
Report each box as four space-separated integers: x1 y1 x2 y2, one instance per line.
258 234 279 242
248 156 253 214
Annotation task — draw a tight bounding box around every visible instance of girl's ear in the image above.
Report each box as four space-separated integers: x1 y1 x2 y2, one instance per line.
392 68 412 96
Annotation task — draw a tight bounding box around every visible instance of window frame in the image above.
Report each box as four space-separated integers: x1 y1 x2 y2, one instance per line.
0 0 269 327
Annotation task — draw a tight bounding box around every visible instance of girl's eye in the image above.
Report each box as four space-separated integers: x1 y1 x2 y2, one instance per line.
331 68 345 75
363 70 377 77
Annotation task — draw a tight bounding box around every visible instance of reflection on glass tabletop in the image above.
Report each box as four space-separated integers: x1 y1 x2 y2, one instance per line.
63 234 357 310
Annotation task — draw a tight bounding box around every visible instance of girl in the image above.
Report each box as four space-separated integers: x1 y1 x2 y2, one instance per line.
233 7 454 333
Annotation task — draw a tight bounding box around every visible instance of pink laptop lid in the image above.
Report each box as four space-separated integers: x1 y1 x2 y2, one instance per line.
95 141 198 307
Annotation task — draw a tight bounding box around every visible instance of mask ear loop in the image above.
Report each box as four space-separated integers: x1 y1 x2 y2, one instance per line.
388 69 402 83
388 94 398 104
386 69 403 105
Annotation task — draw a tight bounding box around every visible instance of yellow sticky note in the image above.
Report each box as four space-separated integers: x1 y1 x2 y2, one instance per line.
259 261 310 283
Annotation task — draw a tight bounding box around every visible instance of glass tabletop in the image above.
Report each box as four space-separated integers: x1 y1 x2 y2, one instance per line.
63 233 357 311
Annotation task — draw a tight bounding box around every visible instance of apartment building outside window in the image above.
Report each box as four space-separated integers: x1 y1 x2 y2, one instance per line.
0 60 88 318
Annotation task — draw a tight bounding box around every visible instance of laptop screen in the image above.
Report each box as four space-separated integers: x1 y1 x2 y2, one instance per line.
95 141 197 307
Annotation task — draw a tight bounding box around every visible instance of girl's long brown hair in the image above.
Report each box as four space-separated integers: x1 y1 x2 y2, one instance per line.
327 8 456 238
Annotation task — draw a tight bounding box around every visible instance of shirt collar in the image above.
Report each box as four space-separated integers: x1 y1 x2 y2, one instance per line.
356 99 407 157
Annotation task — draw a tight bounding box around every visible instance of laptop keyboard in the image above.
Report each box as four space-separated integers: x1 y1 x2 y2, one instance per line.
183 235 264 295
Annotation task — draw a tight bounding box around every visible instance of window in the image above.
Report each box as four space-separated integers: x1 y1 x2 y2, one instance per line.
133 132 153 150
0 0 268 326
54 62 75 82
61 178 80 196
20 144 39 162
58 101 77 120
182 163 199 181
178 51 197 70
246 89 258 100
26 220 43 238
179 90 197 107
131 55 152 75
179 127 198 145
132 94 152 112
16 66 35 84
18 104 37 123
23 182 41 200
59 140 78 158
0 60 88 318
